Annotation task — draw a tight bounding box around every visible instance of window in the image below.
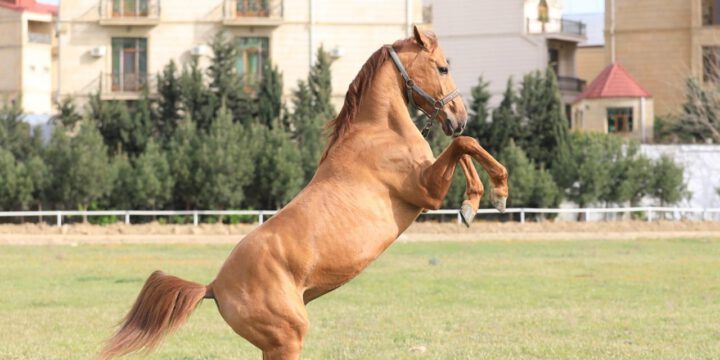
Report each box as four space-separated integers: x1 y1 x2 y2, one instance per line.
548 48 559 76
704 46 720 83
607 107 633 133
703 0 720 26
237 0 269 17
236 37 269 85
112 0 148 17
111 38 147 92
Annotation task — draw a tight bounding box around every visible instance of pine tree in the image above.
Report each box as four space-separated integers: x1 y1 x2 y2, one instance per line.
257 63 284 128
309 45 336 121
291 80 325 183
45 121 114 218
651 155 688 206
179 56 217 132
0 98 34 161
52 96 82 130
155 60 182 140
194 104 254 210
518 68 569 169
498 140 537 208
488 79 522 156
167 115 200 209
557 132 611 209
206 32 254 125
244 123 303 209
675 77 720 143
0 148 33 211
106 154 134 210
130 140 174 209
464 76 491 145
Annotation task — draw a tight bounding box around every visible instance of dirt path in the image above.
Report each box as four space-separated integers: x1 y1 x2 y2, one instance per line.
1 221 719 245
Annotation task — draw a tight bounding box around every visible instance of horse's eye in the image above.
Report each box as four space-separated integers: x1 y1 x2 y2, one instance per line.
438 66 449 75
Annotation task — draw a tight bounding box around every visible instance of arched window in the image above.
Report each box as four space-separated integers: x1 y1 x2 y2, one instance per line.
538 0 549 23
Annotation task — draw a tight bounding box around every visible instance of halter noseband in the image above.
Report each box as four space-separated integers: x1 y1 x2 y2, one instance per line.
386 45 460 137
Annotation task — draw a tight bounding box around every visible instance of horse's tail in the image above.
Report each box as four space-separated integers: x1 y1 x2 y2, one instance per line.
98 271 210 360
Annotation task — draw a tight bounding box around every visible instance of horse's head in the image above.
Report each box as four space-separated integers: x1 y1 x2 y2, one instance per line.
391 26 468 137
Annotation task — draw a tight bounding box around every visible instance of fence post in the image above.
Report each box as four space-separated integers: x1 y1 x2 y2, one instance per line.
584 209 590 222
193 211 199 226
647 208 653 223
520 209 525 224
702 208 707 222
56 211 62 227
259 211 264 224
457 210 462 225
124 211 130 225
673 207 680 221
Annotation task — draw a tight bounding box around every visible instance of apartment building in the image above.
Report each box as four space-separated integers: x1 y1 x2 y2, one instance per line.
432 0 586 117
0 0 57 116
57 0 423 108
606 0 720 116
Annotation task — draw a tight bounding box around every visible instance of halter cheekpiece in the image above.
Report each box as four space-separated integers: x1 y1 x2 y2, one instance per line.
386 45 460 138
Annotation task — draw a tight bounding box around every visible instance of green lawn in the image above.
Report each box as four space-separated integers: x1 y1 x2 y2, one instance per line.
1 239 719 359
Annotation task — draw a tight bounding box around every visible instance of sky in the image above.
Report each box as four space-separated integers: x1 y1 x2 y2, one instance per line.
563 0 604 14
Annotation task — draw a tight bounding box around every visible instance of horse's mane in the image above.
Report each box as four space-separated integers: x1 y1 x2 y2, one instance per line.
320 39 414 162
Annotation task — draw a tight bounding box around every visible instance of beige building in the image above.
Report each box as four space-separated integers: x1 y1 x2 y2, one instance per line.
432 0 587 117
0 0 57 116
57 0 423 108
606 0 720 116
572 63 654 142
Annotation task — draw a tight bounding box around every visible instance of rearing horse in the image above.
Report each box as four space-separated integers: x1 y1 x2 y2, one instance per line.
100 26 509 360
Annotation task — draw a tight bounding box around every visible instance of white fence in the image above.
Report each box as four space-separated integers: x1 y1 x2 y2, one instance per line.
0 207 719 226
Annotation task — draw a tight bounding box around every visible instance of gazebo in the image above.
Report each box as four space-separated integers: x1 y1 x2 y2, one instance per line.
571 63 654 142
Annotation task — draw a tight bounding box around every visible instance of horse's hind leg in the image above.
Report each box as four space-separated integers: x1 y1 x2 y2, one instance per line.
458 155 484 227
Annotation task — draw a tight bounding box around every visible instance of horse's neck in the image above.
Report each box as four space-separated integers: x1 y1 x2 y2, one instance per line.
353 64 420 138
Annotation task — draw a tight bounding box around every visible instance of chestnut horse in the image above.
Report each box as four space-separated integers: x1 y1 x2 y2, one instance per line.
99 26 508 360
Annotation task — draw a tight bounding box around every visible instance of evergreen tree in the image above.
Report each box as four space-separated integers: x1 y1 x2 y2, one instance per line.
291 80 325 183
194 105 254 210
674 77 720 143
168 115 200 209
179 56 216 131
52 96 82 130
498 141 536 208
206 32 254 125
464 76 491 145
488 79 522 156
245 123 304 209
651 155 688 206
155 60 182 140
518 68 569 169
130 140 174 209
308 46 336 121
0 148 33 211
530 164 561 209
556 132 611 209
106 154 134 210
45 122 114 218
0 98 34 161
257 64 284 128
88 93 149 156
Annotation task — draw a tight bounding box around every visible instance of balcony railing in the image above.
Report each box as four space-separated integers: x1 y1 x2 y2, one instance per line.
222 0 283 26
99 0 161 26
527 18 586 37
557 76 587 93
28 32 52 44
100 72 154 98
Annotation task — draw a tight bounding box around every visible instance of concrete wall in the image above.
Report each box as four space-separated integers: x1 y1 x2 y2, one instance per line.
0 7 22 102
641 145 720 210
576 45 604 82
572 97 654 142
58 0 423 109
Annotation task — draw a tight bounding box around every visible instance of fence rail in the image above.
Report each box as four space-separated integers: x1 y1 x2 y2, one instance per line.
0 207 718 227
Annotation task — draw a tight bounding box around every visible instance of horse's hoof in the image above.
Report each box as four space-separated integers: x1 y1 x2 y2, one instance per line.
491 192 507 213
460 202 475 228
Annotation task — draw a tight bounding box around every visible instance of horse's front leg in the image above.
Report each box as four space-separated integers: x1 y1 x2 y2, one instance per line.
452 136 509 211
458 154 484 226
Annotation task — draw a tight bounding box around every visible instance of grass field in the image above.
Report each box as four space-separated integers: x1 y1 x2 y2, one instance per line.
1 239 719 359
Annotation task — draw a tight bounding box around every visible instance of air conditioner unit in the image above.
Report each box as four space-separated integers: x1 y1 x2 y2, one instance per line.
191 45 210 56
329 46 345 59
90 46 106 58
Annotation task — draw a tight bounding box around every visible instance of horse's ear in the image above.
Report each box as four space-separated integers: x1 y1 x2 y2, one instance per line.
413 25 437 51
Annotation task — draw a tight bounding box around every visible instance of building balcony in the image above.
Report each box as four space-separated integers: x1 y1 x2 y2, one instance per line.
222 0 283 27
557 76 586 94
100 72 155 100
98 0 160 26
527 17 586 42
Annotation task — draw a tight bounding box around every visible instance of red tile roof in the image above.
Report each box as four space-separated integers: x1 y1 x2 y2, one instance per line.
0 0 57 15
574 63 651 103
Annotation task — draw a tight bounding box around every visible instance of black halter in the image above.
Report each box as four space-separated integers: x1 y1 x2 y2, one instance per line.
386 45 460 138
